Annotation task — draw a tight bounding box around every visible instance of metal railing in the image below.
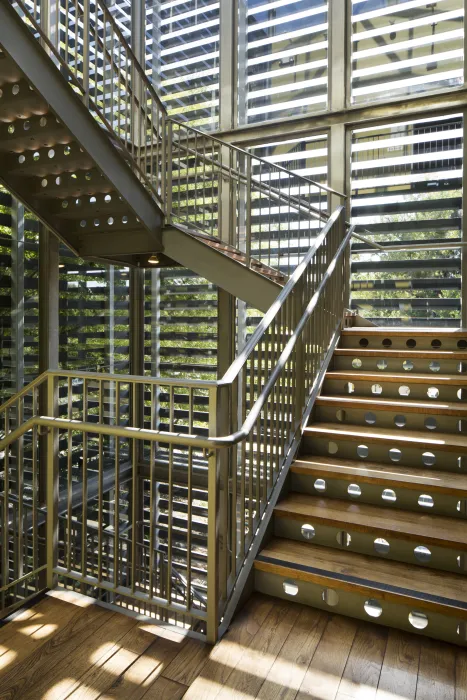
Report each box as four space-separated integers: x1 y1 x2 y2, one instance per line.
9 0 347 284
10 0 166 208
166 119 345 278
0 207 351 640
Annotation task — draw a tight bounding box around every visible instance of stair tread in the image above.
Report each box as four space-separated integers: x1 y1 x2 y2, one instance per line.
334 348 467 359
315 395 467 415
342 328 467 337
292 455 467 495
255 538 467 612
274 492 467 548
325 370 467 385
304 422 467 451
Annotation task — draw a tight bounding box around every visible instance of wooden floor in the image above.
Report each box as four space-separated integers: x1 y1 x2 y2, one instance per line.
0 590 466 699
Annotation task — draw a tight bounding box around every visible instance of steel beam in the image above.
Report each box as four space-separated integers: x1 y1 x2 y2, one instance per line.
214 87 467 149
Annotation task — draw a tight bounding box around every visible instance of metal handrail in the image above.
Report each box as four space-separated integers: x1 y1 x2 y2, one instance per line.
0 214 352 453
167 118 346 200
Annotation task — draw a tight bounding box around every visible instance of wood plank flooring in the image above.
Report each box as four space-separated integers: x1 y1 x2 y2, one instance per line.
0 590 466 699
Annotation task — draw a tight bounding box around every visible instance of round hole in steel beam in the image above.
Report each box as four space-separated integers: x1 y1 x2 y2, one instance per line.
365 412 376 425
336 409 346 422
328 442 338 455
425 417 437 430
429 361 440 373
352 358 362 369
402 360 414 372
314 478 326 493
389 448 402 462
418 494 434 508
372 384 383 395
357 444 369 459
458 339 467 349
427 387 439 399
359 338 369 348
348 483 361 498
394 415 406 428
406 339 417 348
382 489 396 503
376 359 388 370
422 452 436 467
431 339 442 349
382 338 392 348
399 385 410 397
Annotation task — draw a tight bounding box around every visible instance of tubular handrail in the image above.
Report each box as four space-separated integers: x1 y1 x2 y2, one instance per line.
221 207 345 385
0 371 48 415
0 215 353 453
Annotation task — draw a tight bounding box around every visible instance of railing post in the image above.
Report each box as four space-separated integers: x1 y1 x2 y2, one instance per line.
206 385 219 644
165 120 173 224
82 0 90 106
46 374 59 589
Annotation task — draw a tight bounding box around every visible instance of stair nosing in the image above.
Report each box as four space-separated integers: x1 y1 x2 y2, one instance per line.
255 543 467 617
325 370 467 385
315 395 467 415
303 422 467 452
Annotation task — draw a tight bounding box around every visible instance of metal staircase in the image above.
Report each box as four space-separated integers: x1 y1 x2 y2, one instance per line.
0 0 340 312
255 327 467 647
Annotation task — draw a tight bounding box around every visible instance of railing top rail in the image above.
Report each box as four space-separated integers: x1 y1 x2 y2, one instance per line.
168 118 347 200
0 215 352 452
0 371 48 414
48 369 216 389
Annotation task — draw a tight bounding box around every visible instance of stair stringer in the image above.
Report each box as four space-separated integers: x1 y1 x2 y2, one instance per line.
217 323 342 638
0 2 163 251
162 224 282 313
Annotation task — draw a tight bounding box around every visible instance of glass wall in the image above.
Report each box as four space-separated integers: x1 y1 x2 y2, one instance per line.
351 0 464 104
351 114 463 326
238 0 328 124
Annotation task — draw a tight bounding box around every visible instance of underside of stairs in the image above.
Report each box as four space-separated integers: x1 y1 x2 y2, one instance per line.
254 327 467 647
0 1 285 312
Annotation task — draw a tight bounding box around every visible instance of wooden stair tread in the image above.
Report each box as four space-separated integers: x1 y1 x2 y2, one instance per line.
275 493 467 548
304 422 467 452
255 538 467 615
315 395 467 415
325 370 467 385
334 348 467 359
292 455 467 495
342 328 467 337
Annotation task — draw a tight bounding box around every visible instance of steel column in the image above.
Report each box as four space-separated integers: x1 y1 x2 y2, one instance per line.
11 199 25 393
462 110 467 327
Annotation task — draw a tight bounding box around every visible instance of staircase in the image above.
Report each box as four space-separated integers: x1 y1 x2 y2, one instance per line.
0 0 337 313
254 327 467 646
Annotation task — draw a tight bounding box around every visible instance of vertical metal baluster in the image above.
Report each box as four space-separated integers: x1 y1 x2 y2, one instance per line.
186 387 193 610
166 385 174 605
131 435 137 593
81 379 88 582
98 379 103 582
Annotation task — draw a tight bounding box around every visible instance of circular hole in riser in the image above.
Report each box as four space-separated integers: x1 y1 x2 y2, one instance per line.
359 338 369 348
301 524 315 540
374 538 390 554
394 415 406 428
336 409 346 422
418 494 434 508
402 360 413 371
336 531 351 547
376 360 388 370
382 339 392 348
422 452 436 467
457 500 467 515
372 384 382 395
382 489 396 503
357 445 369 459
414 545 431 563
347 484 361 498
364 599 383 618
389 448 402 462
283 580 298 596
314 479 326 493
352 358 362 369
427 387 439 399
365 412 376 425
322 589 339 606
399 385 410 397
409 611 428 629
431 339 442 349
425 417 437 430
406 339 417 348
328 441 338 455
345 382 355 395
429 361 440 372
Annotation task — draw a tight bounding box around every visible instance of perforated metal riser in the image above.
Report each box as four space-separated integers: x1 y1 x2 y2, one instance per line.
254 569 467 647
274 516 467 574
315 405 464 434
323 377 467 402
291 472 465 519
303 435 467 472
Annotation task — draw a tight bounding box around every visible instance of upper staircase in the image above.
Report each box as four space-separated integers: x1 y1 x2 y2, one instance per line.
0 0 338 312
255 327 467 647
